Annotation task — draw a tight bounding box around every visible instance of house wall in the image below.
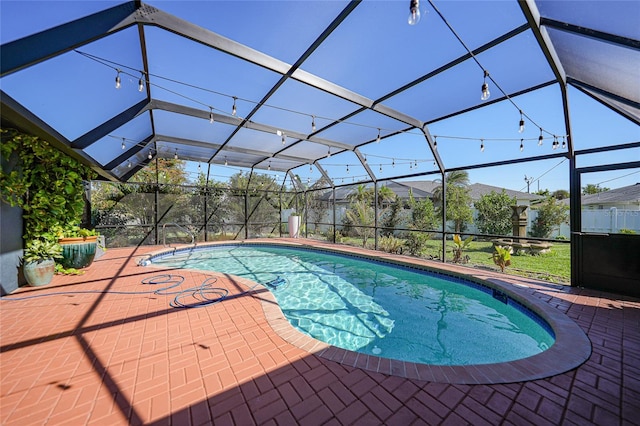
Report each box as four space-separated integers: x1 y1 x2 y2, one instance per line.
0 202 23 295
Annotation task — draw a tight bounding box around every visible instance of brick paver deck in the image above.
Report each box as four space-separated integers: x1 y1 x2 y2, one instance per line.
1 240 639 425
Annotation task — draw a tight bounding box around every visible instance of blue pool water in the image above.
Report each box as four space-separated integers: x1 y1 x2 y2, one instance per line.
149 245 555 366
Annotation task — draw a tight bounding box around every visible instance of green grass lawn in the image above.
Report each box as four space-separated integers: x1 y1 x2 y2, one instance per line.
336 236 571 284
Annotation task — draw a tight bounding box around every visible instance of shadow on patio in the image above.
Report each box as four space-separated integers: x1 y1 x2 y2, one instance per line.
1 244 638 425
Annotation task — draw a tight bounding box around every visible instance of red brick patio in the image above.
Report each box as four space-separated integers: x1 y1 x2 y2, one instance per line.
1 240 639 425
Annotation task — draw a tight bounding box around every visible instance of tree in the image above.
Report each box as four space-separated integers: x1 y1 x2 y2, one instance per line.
228 172 279 236
530 197 569 238
91 159 191 245
405 190 439 257
446 185 473 233
344 199 375 247
380 194 404 236
552 189 570 200
582 184 610 195
348 184 373 204
432 171 473 233
432 170 470 206
474 190 516 236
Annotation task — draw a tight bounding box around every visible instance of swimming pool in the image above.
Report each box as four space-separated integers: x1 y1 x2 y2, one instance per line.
146 243 555 366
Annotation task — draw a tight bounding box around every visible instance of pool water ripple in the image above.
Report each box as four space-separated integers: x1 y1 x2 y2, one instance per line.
150 245 555 366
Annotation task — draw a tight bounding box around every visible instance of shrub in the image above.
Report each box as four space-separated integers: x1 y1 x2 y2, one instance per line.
530 198 569 238
379 236 404 254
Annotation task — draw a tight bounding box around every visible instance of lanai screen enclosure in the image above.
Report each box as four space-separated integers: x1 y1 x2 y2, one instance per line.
1 0 639 295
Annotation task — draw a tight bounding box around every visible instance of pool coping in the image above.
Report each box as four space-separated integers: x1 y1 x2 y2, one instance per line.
139 239 592 385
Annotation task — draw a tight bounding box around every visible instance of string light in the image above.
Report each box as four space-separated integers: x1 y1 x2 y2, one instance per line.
561 136 566 149
127 160 132 168
232 97 237 116
224 156 228 166
209 107 214 124
538 129 544 146
408 0 421 25
376 128 381 143
481 70 490 101
480 139 484 152
310 163 313 173
520 139 524 152
198 162 201 171
174 149 178 160
312 116 316 132
364 155 367 163
433 136 438 149
121 138 126 150
392 158 395 168
138 72 144 92
268 161 271 171
281 133 286 145
379 164 382 172
327 147 331 158
518 110 525 133
346 165 350 174
552 135 558 150
90 53 562 161
148 149 153 160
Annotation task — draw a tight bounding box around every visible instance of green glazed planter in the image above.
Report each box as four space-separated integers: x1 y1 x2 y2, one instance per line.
24 259 56 286
58 236 97 269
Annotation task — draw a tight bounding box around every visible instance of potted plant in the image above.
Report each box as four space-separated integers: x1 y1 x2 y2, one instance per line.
288 212 301 238
22 239 63 286
52 225 100 269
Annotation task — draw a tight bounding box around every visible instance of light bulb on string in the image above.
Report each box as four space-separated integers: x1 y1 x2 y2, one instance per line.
414 160 418 168
232 97 237 116
552 136 558 150
197 162 201 171
281 134 286 145
433 136 438 150
518 110 525 133
408 0 421 25
364 155 367 164
148 149 153 160
346 165 350 174
127 160 132 168
481 70 490 101
376 129 381 143
519 139 524 152
115 69 121 89
224 156 228 166
121 138 126 150
268 162 271 171
327 147 331 158
138 72 144 92
392 159 395 168
209 107 214 124
561 136 566 149
538 129 544 146
310 163 313 173
379 164 382 173
480 139 484 152
174 149 178 160
311 116 316 133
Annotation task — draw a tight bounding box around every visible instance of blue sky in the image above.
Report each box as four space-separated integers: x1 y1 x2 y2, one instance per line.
1 0 638 193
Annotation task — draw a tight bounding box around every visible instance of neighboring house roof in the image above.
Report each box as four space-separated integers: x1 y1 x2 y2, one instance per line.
467 183 544 203
561 183 640 206
318 180 542 203
317 180 432 202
